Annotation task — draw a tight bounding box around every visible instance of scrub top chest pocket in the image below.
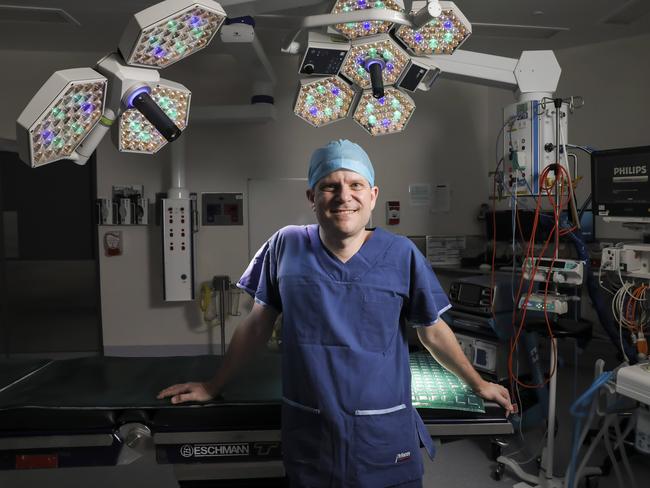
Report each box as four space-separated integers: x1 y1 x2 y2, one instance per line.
361 290 403 353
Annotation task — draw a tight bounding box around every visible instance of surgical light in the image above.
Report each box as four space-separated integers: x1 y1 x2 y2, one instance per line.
352 87 415 136
331 0 404 40
16 68 107 168
294 76 357 127
118 80 190 154
119 0 227 69
340 35 410 91
396 1 471 55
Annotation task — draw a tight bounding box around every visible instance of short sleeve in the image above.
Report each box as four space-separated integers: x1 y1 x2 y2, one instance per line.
237 235 282 312
405 247 452 327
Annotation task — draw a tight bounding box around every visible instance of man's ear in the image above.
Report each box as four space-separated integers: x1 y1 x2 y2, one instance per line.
306 188 315 207
369 186 379 210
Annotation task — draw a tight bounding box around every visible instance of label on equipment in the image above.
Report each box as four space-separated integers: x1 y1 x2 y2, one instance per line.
157 442 282 464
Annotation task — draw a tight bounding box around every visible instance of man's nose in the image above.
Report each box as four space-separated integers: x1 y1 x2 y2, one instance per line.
335 185 353 201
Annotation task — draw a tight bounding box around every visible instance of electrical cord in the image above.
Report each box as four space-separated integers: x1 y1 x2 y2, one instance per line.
565 370 614 488
508 163 576 389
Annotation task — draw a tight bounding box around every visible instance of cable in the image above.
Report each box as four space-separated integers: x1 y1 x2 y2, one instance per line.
508 163 575 389
566 370 615 488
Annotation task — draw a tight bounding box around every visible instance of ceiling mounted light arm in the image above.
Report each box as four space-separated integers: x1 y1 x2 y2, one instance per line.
282 8 411 53
427 49 561 99
426 50 518 87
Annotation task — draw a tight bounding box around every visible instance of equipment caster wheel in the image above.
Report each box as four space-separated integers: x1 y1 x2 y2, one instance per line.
490 439 508 461
491 462 505 481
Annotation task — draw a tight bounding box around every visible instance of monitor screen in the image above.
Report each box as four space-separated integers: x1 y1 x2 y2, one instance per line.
591 145 650 221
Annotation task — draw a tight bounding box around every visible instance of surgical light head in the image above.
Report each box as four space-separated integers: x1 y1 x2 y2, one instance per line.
118 0 227 69
352 87 415 136
96 54 191 154
118 79 191 154
331 0 405 40
16 68 107 168
396 1 471 55
341 35 410 96
294 77 357 128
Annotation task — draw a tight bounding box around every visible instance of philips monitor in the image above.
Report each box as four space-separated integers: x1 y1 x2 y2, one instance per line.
591 145 650 223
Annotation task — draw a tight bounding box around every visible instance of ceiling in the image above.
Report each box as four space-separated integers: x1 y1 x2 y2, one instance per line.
0 0 649 59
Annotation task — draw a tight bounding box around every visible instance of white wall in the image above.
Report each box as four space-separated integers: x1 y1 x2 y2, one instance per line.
95 53 492 354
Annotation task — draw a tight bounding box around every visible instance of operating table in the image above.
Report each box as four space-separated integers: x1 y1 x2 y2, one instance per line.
0 351 512 484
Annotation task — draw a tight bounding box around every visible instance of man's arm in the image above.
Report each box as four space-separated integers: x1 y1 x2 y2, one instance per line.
157 302 278 404
416 318 515 415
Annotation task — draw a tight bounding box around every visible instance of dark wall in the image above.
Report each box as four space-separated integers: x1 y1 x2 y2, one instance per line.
0 151 101 354
1 152 95 260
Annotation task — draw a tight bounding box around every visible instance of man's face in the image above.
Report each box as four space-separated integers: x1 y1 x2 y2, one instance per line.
307 169 378 240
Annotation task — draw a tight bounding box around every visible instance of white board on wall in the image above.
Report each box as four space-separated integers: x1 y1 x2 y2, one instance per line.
247 178 316 259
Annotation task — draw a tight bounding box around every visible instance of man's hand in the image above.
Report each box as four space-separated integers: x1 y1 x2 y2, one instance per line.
157 303 278 406
475 381 515 416
157 382 217 404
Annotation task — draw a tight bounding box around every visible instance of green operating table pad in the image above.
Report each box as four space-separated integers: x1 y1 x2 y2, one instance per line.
410 352 485 413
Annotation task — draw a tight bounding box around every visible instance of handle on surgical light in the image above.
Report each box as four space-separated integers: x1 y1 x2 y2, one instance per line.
367 61 385 99
131 91 182 142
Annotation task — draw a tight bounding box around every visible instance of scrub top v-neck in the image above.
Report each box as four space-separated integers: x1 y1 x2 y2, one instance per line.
238 224 451 488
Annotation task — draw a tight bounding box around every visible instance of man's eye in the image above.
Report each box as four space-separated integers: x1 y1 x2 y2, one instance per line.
351 183 365 190
321 185 336 192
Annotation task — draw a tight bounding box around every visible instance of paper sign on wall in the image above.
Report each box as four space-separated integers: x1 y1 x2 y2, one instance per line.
409 183 431 207
432 184 451 213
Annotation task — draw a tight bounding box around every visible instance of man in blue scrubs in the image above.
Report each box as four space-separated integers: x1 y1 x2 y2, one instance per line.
159 140 514 487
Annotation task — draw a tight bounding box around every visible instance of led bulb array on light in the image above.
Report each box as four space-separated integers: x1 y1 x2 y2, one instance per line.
16 68 107 167
31 84 106 166
119 82 190 153
341 35 410 89
352 87 415 136
294 77 357 127
119 0 226 69
395 5 470 55
332 0 404 40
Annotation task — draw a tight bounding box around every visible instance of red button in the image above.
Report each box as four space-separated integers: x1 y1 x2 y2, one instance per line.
16 454 58 469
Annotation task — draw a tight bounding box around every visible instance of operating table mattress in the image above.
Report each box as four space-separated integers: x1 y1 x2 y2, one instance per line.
0 352 510 436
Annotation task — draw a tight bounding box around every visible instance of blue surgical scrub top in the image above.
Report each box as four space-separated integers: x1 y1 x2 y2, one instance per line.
238 225 451 488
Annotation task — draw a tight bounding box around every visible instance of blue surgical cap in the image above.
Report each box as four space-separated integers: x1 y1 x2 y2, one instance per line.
308 139 375 188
